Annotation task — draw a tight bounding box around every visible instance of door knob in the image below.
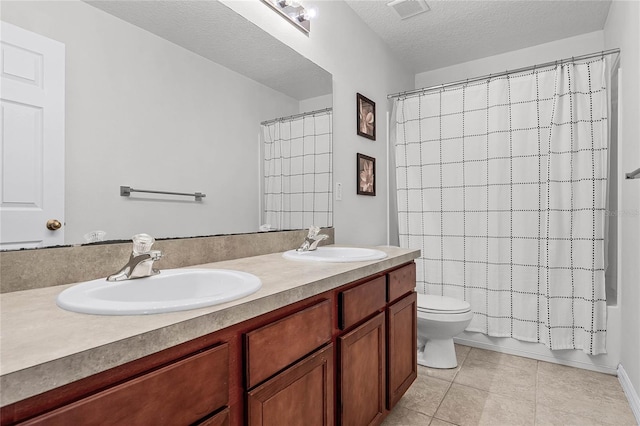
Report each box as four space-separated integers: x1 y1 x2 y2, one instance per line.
46 219 62 231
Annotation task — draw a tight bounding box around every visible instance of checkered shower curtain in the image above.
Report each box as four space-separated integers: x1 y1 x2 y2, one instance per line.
394 58 609 355
263 111 333 230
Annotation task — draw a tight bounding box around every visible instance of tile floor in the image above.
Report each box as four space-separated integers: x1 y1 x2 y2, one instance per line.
382 345 637 426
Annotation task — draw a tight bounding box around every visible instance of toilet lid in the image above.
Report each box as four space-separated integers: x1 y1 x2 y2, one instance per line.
417 293 471 314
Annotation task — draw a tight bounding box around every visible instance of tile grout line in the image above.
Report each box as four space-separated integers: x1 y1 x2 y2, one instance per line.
423 371 454 425
429 348 470 425
453 347 542 405
427 346 635 426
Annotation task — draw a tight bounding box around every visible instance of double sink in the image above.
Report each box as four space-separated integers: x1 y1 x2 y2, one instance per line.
57 246 387 316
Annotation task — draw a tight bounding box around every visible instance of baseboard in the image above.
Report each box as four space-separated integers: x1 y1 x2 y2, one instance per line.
618 364 640 424
453 336 618 375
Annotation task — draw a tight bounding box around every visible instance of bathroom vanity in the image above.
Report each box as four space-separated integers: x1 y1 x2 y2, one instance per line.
0 246 419 425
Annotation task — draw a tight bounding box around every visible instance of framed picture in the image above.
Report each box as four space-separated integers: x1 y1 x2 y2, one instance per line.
357 93 376 140
357 153 376 196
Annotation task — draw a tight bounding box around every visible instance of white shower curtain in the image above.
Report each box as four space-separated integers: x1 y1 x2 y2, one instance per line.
262 111 332 230
394 58 609 355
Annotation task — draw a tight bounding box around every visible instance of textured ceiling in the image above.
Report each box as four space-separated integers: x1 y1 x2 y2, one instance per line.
86 1 332 101
85 1 612 91
345 0 612 74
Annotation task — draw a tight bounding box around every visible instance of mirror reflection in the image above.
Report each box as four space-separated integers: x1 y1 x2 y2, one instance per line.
261 107 333 232
0 0 332 249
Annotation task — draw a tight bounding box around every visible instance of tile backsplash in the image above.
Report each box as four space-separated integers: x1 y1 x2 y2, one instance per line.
0 229 334 293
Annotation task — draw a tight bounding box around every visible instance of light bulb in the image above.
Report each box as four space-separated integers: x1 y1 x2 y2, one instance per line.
306 7 317 19
296 6 317 22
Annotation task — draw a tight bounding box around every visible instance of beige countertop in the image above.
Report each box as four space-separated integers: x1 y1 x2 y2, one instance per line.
0 245 419 406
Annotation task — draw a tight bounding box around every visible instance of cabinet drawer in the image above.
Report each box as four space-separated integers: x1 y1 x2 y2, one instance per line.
339 276 386 330
245 299 332 389
23 344 229 426
388 263 416 303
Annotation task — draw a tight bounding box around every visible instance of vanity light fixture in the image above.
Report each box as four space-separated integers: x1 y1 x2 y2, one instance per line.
260 0 316 34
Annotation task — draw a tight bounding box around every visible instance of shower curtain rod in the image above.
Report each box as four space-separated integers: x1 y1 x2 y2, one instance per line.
260 107 332 126
387 48 620 100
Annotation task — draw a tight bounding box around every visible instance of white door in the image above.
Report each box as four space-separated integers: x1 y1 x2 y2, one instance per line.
0 22 65 249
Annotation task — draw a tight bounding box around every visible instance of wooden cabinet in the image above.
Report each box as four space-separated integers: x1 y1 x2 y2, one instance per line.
247 345 334 426
337 264 417 425
388 263 416 303
244 300 334 426
245 299 332 388
21 344 229 426
4 262 416 426
386 292 417 410
338 313 385 426
338 276 386 330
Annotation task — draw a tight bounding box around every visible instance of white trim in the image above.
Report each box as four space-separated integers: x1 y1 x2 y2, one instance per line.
453 336 618 375
386 110 391 246
618 364 640 424
258 131 263 230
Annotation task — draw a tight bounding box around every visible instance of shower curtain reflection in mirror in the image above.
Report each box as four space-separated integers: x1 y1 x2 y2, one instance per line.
262 110 333 231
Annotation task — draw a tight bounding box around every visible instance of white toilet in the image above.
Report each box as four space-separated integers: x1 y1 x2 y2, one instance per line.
416 293 473 369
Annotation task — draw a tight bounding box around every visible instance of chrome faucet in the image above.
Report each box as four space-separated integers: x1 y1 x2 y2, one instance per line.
296 226 329 252
107 234 163 281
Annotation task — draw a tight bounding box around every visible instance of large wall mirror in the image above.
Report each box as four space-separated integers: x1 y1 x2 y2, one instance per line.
1 0 332 249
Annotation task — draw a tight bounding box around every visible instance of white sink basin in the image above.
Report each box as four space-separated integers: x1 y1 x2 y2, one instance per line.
282 247 388 263
56 269 262 315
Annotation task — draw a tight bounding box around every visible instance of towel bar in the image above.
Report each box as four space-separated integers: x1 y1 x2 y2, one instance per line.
625 168 640 180
120 186 206 201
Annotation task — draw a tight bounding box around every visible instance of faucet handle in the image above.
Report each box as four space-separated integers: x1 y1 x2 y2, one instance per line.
306 226 320 238
132 233 155 255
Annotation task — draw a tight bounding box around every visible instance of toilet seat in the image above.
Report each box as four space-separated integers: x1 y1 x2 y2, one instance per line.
417 293 471 314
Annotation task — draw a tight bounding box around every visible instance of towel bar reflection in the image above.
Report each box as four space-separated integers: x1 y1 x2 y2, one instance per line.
626 168 640 180
120 186 206 201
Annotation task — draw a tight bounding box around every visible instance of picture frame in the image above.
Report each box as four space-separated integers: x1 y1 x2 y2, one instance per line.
356 93 376 140
357 153 376 196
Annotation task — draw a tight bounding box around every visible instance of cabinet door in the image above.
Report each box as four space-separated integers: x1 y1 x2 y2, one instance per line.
247 344 334 426
338 312 385 426
387 292 417 409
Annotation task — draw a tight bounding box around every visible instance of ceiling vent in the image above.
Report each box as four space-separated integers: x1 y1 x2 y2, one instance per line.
387 0 430 20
